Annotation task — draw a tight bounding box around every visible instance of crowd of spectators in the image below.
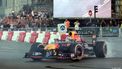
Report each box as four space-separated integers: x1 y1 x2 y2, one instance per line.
0 7 55 30
99 19 121 27
0 6 122 30
63 19 122 28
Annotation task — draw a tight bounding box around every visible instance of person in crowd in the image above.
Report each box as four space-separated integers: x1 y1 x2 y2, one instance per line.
100 19 107 27
109 20 113 27
74 20 80 32
64 19 70 29
120 21 122 29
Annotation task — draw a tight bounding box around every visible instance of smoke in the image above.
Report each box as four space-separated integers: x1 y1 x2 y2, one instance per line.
100 37 122 58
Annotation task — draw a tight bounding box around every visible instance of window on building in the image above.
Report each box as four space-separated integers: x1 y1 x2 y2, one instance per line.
0 0 2 6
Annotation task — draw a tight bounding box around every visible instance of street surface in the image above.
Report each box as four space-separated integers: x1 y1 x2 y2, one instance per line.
0 37 122 69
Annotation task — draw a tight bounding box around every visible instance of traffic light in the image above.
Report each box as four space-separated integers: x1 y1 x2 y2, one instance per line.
94 5 98 13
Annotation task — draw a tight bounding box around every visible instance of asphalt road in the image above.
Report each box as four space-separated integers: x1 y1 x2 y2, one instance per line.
0 37 122 69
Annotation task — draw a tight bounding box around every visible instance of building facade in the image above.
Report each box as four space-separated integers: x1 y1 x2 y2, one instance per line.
112 0 122 19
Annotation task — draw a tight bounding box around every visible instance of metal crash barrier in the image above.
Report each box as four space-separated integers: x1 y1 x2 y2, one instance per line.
78 27 100 37
102 27 119 37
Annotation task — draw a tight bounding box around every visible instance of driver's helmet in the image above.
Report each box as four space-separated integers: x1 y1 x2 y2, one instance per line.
65 31 73 42
69 31 77 40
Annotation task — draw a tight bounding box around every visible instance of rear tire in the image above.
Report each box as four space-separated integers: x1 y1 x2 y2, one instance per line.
94 41 107 58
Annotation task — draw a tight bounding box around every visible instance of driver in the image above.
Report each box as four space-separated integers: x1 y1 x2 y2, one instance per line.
65 32 72 42
66 31 81 42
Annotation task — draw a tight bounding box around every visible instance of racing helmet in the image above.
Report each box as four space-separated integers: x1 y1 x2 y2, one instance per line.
68 31 77 40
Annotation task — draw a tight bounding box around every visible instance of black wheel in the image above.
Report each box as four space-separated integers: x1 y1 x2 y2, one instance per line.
29 43 41 53
29 43 45 61
27 43 44 58
70 44 84 61
94 41 107 58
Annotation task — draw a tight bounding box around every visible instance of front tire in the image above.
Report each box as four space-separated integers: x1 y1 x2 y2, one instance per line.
28 43 44 60
29 43 41 54
70 44 84 61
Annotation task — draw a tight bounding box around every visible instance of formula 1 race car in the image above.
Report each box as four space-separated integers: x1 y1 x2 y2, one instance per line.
24 31 107 61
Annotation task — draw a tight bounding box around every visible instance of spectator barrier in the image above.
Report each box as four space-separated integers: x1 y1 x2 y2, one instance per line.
102 27 119 37
29 32 38 44
78 27 100 37
42 32 50 44
48 32 60 44
24 32 31 42
0 27 121 44
0 31 61 44
1 31 8 40
36 32 45 43
0 31 3 40
7 31 13 41
12 31 20 41
18 32 26 42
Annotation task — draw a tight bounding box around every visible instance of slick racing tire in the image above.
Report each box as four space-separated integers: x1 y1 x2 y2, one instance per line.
29 43 44 61
28 43 44 58
29 43 41 53
94 41 107 58
70 44 84 61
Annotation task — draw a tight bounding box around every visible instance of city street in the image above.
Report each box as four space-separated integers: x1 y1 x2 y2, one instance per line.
0 37 122 69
